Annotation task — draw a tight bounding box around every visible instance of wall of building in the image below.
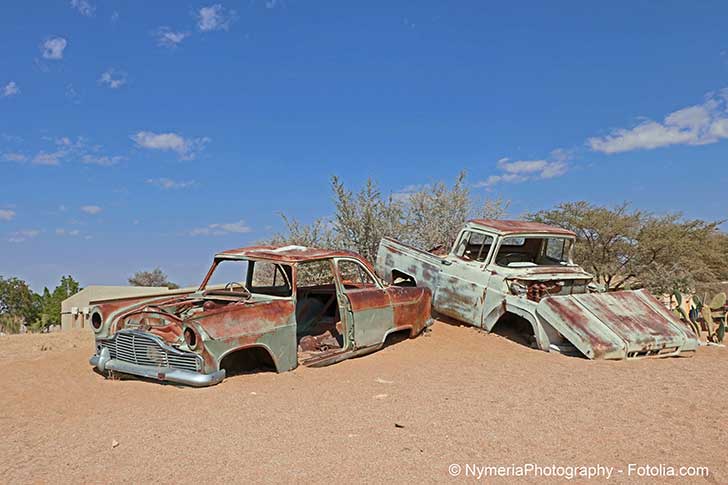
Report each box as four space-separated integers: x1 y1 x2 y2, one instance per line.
60 286 194 331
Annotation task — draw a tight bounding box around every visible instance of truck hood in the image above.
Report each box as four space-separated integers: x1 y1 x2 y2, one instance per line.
536 289 699 359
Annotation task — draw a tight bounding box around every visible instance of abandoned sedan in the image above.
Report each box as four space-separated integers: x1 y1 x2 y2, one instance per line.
89 245 432 386
377 219 699 360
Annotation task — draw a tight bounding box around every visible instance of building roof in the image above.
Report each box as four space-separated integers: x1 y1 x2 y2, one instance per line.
468 219 576 237
216 245 363 263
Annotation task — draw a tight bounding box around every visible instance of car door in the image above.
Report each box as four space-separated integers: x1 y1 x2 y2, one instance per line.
433 230 494 327
334 258 394 349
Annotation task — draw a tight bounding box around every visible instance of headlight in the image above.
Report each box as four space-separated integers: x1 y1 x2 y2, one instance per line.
184 327 198 350
91 310 103 332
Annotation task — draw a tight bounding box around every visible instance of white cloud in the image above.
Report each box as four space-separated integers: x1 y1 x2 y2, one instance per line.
588 90 728 154
197 4 236 32
2 153 26 162
7 229 40 243
98 69 127 89
0 209 16 221
70 0 94 17
155 27 190 48
65 84 80 103
477 152 569 187
2 81 19 97
146 178 195 190
191 220 251 236
80 205 102 215
56 228 81 236
32 151 64 166
81 154 123 166
41 37 68 60
131 131 209 160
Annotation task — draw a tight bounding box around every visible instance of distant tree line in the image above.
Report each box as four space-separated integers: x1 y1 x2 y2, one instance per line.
0 275 80 334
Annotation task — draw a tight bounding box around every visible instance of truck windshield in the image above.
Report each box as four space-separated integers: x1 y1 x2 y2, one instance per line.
495 236 573 267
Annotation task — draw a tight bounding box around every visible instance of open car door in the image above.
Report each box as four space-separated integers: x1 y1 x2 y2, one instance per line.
335 258 394 349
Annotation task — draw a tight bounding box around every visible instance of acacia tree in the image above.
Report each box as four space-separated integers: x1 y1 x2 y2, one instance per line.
128 269 179 289
529 201 725 293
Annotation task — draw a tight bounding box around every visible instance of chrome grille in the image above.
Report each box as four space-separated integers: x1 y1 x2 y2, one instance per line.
102 331 201 372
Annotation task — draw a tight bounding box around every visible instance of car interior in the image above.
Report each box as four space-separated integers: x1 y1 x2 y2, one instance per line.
294 259 346 363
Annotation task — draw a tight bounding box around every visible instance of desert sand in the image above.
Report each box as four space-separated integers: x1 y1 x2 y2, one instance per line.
0 323 725 484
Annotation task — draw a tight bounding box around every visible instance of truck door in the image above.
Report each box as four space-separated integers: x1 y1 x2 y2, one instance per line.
335 258 394 349
434 230 494 327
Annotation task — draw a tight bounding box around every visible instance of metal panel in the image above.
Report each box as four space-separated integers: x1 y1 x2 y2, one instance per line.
537 296 627 359
537 290 694 359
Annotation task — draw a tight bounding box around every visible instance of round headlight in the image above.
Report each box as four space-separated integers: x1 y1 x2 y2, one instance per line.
184 327 198 350
91 311 103 331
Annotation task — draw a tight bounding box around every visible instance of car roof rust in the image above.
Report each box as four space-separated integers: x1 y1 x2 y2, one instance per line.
468 219 576 237
216 245 364 263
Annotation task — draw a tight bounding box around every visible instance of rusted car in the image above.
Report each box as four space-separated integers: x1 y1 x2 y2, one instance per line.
376 219 699 360
89 245 432 386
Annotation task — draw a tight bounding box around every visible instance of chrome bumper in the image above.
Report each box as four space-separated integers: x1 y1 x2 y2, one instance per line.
90 347 225 387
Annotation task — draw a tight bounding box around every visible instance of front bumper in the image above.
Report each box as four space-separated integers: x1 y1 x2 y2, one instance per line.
90 347 225 387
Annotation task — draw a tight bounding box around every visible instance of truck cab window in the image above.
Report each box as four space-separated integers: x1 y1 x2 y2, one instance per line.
454 231 493 262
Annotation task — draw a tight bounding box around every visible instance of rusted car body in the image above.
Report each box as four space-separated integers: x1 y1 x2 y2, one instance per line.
376 219 699 360
89 245 432 386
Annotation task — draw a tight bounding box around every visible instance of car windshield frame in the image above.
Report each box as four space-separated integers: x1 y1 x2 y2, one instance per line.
198 257 293 297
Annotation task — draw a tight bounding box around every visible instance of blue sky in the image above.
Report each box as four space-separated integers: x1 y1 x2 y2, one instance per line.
1 1 727 291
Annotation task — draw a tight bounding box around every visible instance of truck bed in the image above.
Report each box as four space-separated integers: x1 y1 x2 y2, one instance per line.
376 237 442 295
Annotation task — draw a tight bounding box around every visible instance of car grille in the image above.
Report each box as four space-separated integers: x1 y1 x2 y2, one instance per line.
101 331 201 372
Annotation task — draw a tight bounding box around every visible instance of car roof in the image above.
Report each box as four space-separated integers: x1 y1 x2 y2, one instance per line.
467 219 576 237
216 245 364 263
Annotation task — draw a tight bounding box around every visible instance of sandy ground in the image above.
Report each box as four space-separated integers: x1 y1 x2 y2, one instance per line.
0 323 726 484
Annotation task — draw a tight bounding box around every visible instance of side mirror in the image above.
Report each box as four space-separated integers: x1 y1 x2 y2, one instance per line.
442 260 453 266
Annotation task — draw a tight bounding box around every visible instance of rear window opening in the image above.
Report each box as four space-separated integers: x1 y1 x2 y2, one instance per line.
495 236 573 268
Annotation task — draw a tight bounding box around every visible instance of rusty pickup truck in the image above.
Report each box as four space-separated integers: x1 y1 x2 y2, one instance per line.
89 245 432 386
376 219 699 360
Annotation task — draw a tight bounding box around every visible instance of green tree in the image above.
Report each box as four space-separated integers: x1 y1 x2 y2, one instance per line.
0 276 39 332
34 275 82 331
